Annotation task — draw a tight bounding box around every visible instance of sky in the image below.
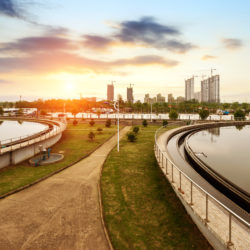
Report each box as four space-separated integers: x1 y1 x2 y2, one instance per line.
0 0 249 102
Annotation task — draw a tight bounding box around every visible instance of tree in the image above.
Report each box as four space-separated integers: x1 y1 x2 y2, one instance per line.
234 109 245 120
97 127 103 134
199 109 209 120
133 126 139 134
73 119 78 126
89 119 95 126
126 131 137 142
162 120 168 126
169 109 178 120
142 119 148 127
0 106 3 115
88 131 95 141
105 119 111 128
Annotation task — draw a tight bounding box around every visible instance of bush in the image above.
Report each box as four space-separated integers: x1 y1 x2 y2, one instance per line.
199 109 209 120
0 106 3 115
234 109 246 120
88 131 95 141
142 119 148 127
169 109 178 120
162 120 168 126
97 127 103 134
73 119 78 126
105 119 111 128
126 132 137 142
40 110 47 116
89 119 95 126
133 126 139 134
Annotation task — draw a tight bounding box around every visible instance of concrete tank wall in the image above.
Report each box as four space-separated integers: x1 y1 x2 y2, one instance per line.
0 133 62 169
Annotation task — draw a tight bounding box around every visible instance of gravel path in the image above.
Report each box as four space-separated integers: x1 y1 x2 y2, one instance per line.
0 126 130 250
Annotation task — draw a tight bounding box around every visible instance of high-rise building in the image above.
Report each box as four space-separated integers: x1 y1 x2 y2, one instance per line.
144 94 151 103
201 78 209 102
208 75 220 103
185 77 194 101
194 91 201 102
107 84 114 101
127 86 133 103
168 93 175 103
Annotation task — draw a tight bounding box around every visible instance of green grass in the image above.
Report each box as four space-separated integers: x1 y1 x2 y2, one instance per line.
101 125 212 250
0 123 117 196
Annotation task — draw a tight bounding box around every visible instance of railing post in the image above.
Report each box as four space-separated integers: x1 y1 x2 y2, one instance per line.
171 164 174 183
161 152 164 168
227 213 233 247
166 158 168 175
178 171 183 193
190 182 193 205
205 194 209 223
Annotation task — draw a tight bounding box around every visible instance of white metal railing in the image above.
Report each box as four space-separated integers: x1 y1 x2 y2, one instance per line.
154 126 249 249
0 120 67 155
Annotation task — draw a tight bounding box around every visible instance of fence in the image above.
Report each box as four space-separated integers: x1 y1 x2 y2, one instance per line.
154 126 249 250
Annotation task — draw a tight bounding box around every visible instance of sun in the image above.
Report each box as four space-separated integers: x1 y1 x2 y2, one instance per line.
64 81 76 92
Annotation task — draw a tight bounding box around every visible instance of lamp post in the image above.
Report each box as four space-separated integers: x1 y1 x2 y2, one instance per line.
113 100 119 152
150 102 152 122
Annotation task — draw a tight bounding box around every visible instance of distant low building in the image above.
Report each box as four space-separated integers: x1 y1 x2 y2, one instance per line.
176 96 185 103
168 93 175 103
156 93 165 103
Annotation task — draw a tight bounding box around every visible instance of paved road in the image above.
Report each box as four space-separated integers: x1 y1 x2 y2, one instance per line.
0 126 130 250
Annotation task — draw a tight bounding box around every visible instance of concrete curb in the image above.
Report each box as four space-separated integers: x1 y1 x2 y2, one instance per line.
0 127 123 200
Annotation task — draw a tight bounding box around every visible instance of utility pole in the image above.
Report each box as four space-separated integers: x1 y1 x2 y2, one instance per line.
113 100 119 152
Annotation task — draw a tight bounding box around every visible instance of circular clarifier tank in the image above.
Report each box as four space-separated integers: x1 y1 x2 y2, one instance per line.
0 120 49 144
185 125 250 210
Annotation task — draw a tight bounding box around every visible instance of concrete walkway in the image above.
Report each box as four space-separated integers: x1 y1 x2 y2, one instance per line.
0 126 130 250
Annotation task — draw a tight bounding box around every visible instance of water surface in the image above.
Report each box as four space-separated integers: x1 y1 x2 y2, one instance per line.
187 125 250 194
0 120 48 143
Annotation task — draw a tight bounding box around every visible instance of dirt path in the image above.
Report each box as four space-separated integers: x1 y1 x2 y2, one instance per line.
0 126 130 250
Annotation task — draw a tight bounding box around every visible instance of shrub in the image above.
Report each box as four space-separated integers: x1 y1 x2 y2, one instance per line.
142 119 148 127
162 120 168 126
40 110 47 116
234 109 246 120
89 119 95 126
0 106 3 115
97 127 103 134
88 131 95 141
133 126 139 134
73 119 78 126
126 132 137 142
199 109 209 120
105 119 111 128
169 109 178 120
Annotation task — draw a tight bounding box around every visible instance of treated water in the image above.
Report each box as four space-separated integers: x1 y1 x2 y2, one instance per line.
0 120 48 143
187 125 250 194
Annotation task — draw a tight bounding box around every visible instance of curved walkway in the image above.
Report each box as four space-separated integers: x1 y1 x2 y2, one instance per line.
0 126 130 250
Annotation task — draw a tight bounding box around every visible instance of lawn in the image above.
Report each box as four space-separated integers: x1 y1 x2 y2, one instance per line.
0 123 117 196
101 125 212 249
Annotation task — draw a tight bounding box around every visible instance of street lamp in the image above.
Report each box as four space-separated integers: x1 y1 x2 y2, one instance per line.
113 100 119 152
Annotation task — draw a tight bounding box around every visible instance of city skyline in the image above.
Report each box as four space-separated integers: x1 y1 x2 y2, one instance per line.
0 0 250 103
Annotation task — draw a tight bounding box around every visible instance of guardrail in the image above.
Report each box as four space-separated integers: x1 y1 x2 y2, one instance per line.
0 120 67 155
154 126 249 249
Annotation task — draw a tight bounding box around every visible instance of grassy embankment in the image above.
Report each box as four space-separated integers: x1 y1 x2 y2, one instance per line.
0 123 117 196
101 125 212 249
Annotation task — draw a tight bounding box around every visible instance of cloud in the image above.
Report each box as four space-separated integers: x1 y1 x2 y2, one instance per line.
0 0 20 17
222 38 243 50
202 55 217 60
82 17 196 53
0 52 178 74
0 79 14 84
82 35 114 50
0 36 79 53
